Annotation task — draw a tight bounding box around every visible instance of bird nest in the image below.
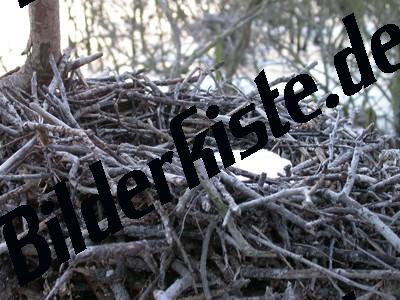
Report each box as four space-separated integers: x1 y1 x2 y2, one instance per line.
0 52 399 299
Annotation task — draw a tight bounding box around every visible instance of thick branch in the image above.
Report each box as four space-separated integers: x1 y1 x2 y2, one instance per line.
0 0 61 90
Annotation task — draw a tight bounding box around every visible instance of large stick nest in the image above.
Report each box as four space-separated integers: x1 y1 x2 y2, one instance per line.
0 52 399 299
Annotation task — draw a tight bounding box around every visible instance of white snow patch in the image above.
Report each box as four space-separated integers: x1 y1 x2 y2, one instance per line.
214 149 291 180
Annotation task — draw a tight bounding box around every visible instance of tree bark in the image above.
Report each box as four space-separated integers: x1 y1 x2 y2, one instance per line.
0 0 61 90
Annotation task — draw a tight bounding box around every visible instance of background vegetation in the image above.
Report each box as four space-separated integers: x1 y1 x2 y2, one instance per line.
45 0 399 133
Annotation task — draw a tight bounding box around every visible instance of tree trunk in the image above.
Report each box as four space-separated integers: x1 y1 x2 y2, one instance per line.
0 0 61 90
